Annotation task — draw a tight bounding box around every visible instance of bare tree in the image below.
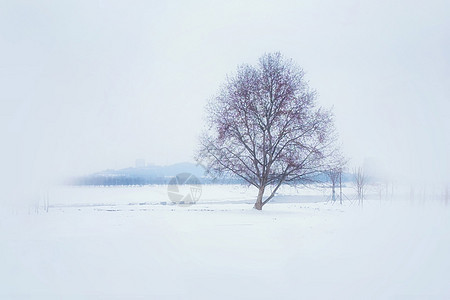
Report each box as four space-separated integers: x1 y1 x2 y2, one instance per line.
326 155 346 204
327 167 345 204
327 169 340 202
196 53 339 210
354 167 367 206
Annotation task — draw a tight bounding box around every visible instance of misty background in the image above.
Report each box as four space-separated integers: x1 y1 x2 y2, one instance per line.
1 0 449 202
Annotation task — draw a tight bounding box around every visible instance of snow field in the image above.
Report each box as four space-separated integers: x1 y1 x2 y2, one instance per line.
1 185 449 299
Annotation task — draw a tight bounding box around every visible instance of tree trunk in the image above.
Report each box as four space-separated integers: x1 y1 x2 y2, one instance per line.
254 186 265 210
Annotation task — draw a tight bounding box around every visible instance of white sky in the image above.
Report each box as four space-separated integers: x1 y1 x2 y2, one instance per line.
1 0 449 190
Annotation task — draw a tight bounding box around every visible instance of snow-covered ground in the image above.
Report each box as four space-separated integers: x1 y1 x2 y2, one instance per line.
1 185 449 299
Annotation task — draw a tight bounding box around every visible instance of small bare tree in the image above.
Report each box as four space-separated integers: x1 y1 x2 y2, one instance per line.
197 53 340 210
326 155 346 204
354 167 366 206
327 169 340 202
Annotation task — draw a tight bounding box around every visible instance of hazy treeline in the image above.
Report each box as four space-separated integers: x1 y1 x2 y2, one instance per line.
69 175 246 186
68 172 354 187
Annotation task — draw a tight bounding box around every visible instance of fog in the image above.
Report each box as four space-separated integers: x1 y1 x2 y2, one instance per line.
1 0 449 204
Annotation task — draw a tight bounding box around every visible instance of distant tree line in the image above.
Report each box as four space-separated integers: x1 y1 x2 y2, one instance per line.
69 175 250 186
70 175 169 186
68 171 353 187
